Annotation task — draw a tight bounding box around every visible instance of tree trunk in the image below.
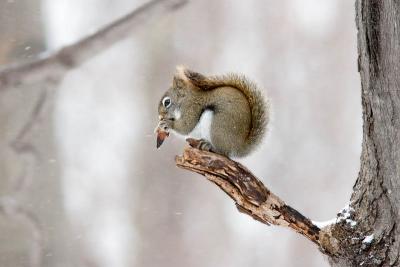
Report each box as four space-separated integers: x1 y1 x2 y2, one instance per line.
302 0 400 265
330 0 400 266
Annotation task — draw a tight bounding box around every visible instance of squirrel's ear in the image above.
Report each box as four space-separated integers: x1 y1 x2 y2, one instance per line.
175 65 207 88
173 76 186 88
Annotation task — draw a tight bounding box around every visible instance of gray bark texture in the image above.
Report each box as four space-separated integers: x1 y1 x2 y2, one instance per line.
300 0 400 265
331 0 400 265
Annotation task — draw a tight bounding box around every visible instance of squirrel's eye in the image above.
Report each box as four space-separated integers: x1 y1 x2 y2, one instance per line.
162 97 172 108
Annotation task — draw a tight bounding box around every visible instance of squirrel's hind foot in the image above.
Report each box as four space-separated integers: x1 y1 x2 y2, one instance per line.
186 138 214 152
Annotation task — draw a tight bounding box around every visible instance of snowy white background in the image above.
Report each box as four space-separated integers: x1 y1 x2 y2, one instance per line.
0 0 361 266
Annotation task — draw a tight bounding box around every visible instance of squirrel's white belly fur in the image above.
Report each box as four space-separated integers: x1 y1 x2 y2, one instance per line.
189 110 213 142
173 109 213 144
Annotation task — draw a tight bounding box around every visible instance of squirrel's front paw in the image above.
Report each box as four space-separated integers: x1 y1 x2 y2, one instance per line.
186 138 214 152
156 120 170 132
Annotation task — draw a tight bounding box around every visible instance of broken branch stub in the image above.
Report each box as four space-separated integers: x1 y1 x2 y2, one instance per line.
175 145 321 246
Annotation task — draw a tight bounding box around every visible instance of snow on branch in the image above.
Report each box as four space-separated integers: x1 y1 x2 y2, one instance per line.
176 139 321 246
0 0 187 89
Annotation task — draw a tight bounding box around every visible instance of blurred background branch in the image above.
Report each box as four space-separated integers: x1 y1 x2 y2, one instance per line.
0 1 187 266
0 0 187 89
0 197 44 267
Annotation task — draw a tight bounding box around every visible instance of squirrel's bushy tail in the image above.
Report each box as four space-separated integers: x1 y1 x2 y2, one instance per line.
181 67 269 153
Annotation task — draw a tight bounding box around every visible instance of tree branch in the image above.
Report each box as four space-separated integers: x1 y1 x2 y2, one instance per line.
0 0 187 89
175 142 321 246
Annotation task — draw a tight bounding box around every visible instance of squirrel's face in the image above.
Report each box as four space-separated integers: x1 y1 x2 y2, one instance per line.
158 77 188 124
158 91 179 122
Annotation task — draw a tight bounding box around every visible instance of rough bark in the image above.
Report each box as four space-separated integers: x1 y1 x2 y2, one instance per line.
176 1 400 266
176 141 321 245
323 1 400 265
331 0 400 266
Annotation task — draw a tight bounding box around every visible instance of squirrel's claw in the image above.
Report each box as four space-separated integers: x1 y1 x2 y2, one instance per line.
185 138 198 148
186 138 213 152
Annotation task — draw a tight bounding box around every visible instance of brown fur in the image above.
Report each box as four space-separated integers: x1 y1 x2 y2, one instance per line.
158 67 269 157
